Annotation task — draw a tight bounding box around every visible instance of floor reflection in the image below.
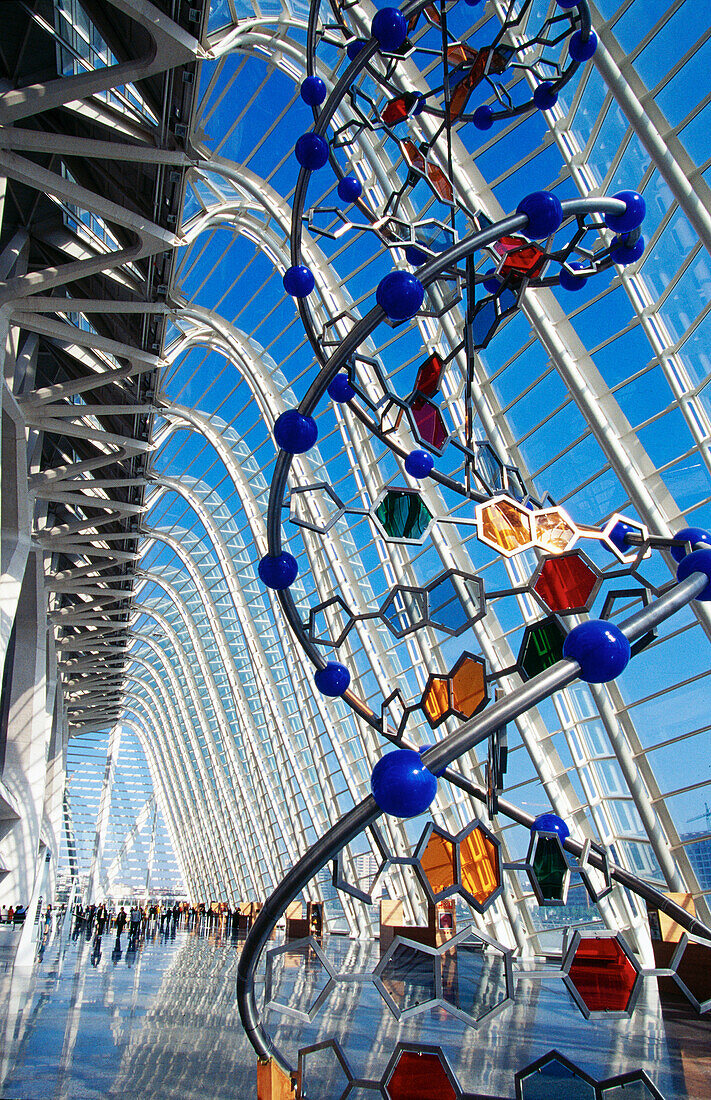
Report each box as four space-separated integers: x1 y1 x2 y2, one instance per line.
0 924 708 1099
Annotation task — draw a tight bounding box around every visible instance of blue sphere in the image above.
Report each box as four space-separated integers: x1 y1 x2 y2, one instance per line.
300 76 327 106
274 409 318 453
346 38 367 59
676 548 711 601
562 620 631 683
531 812 570 841
482 269 500 294
533 81 558 111
671 526 711 564
473 104 494 130
556 0 579 7
558 261 588 291
604 190 646 234
405 244 429 266
258 552 298 590
371 749 437 818
371 7 407 52
569 28 598 62
516 190 563 239
327 373 355 402
314 662 351 696
283 265 314 297
405 449 434 478
605 518 637 554
463 0 484 5
610 234 645 265
295 132 329 170
376 271 425 321
337 175 362 203
412 94 427 116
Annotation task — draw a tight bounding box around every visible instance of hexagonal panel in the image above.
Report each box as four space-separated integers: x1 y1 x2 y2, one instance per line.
373 489 434 543
440 934 511 1025
476 496 534 556
308 596 356 649
380 586 427 638
298 1040 352 1100
450 653 488 720
533 552 600 615
409 394 448 454
601 512 649 563
413 351 444 397
669 933 711 1011
459 823 500 909
518 616 566 680
419 827 456 897
564 934 641 1016
599 1078 664 1100
377 942 437 1019
529 833 570 903
384 1049 458 1100
494 235 546 280
422 674 450 726
533 507 578 554
426 569 485 636
516 1052 597 1100
475 443 504 493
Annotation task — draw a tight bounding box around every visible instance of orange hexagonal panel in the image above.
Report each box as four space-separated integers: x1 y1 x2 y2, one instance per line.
386 1051 457 1100
450 654 487 719
459 826 500 907
477 496 533 555
533 507 577 553
420 830 456 896
422 676 449 725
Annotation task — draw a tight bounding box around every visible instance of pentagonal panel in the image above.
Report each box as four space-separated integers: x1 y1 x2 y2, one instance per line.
298 1041 352 1100
265 939 335 1022
476 496 533 556
308 596 356 648
380 586 427 638
289 482 345 534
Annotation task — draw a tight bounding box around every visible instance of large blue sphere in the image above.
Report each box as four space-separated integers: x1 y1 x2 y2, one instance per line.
563 620 631 683
258 552 298 590
337 175 362 203
516 190 563 240
604 190 646 233
676 548 711 601
610 234 645 265
558 261 588 291
295 132 329 170
405 449 434 479
274 409 318 453
671 526 711 564
283 265 314 297
371 7 407 52
327 373 355 403
533 81 558 111
371 749 437 818
569 28 598 62
314 662 351 696
405 244 428 266
300 76 327 106
531 812 570 841
473 104 494 130
376 271 424 321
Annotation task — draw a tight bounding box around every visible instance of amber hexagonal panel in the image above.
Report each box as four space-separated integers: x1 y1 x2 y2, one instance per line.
459 824 500 909
476 496 533 556
565 935 640 1016
385 1049 458 1100
532 551 600 615
422 675 450 726
533 507 578 554
419 828 457 897
450 653 488 720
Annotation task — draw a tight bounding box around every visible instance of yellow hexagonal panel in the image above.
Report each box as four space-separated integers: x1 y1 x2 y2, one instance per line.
477 497 533 556
460 827 500 906
423 676 450 724
420 830 456 895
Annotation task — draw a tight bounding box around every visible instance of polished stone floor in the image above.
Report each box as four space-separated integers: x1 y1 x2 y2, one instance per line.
0 919 709 1099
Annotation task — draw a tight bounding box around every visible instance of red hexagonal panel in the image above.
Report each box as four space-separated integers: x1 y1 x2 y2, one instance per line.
386 1051 457 1100
534 552 598 613
568 937 638 1012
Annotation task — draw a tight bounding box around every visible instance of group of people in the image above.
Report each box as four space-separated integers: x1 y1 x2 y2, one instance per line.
0 904 27 924
72 900 250 955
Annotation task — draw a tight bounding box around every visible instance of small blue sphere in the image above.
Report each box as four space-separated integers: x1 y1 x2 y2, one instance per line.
314 662 351 696
569 28 598 62
405 449 434 478
295 132 329 170
473 104 494 130
676 548 711 601
327 373 355 402
604 190 646 233
516 190 563 240
405 244 428 266
563 619 631 683
413 94 427 116
531 812 570 841
671 526 711 564
610 234 645 265
371 749 437 818
556 0 579 8
346 38 367 59
463 0 484 5
337 175 362 203
300 76 327 106
558 261 588 291
274 409 318 453
371 7 407 52
482 268 500 294
376 271 425 321
283 265 314 297
605 518 637 554
258 552 298 590
533 81 558 111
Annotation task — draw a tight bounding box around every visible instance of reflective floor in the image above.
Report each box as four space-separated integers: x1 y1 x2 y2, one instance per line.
0 920 709 1099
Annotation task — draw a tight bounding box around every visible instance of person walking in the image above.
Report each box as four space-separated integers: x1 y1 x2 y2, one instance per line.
115 906 127 948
